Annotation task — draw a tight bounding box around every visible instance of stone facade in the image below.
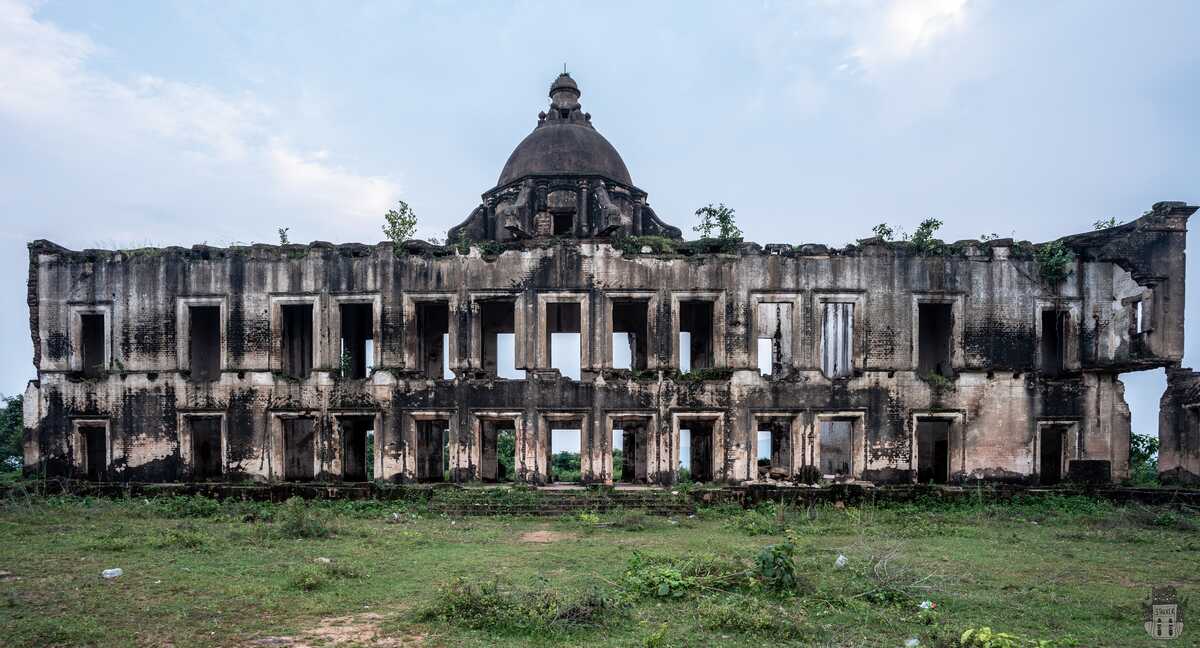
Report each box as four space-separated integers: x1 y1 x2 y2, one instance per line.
22 74 1197 486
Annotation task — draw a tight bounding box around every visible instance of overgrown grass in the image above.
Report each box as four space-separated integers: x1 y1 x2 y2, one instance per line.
0 492 1196 647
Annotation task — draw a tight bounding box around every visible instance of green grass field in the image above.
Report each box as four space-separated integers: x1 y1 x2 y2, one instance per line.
0 491 1195 647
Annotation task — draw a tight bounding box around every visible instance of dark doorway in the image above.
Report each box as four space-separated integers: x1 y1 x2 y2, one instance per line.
417 302 450 379
679 301 714 370
339 303 374 379
819 418 854 476
281 304 313 379
612 301 649 370
918 303 953 377
79 424 107 481
189 306 221 382
340 416 373 482
283 417 316 481
480 419 516 482
480 300 516 376
1040 310 1068 375
1040 425 1066 485
416 419 449 482
190 418 222 480
81 313 105 378
685 421 715 482
617 421 649 483
917 419 951 484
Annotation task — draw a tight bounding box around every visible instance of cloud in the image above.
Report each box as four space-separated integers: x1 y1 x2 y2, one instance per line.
841 0 971 73
0 0 398 245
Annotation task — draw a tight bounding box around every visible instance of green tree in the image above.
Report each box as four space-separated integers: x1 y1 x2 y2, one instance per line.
0 395 23 472
693 203 742 242
382 200 418 246
1093 216 1121 230
1128 433 1159 485
496 429 515 481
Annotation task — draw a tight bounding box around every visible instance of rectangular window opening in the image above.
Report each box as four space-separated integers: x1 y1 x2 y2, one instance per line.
917 303 953 378
480 420 516 482
189 306 221 382
416 302 451 379
81 313 105 378
481 300 522 378
679 301 714 371
1134 300 1145 334
190 417 222 480
340 416 374 482
283 417 316 482
416 419 449 483
756 302 792 376
280 304 314 379
612 301 649 370
339 303 374 380
546 302 582 380
821 303 853 378
1040 309 1068 375
916 419 951 484
550 424 583 483
552 211 573 236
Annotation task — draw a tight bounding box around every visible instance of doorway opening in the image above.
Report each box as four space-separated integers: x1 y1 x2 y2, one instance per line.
416 302 451 379
339 303 374 379
916 419 951 484
614 419 649 483
756 417 792 478
549 423 583 482
189 306 221 382
678 301 714 371
818 417 854 477
1040 424 1067 485
81 313 106 378
190 417 222 480
679 420 715 482
917 303 953 378
546 302 582 379
416 419 449 483
480 300 521 378
339 416 374 482
280 304 314 379
77 423 107 481
612 301 649 370
282 417 316 481
480 419 517 482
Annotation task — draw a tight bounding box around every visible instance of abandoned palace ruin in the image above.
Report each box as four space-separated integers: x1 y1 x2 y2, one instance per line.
22 73 1200 486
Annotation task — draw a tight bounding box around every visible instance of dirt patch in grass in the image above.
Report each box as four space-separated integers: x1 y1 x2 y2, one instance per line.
248 612 422 647
518 530 577 543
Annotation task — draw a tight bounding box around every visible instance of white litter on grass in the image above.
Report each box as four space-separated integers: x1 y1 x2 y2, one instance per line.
314 557 331 564
834 554 848 569
101 568 123 579
905 639 921 647
919 600 935 610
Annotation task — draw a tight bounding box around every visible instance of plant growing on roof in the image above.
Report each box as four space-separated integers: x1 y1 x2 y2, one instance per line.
382 199 418 247
907 218 944 255
277 227 290 245
1035 240 1075 286
693 203 742 243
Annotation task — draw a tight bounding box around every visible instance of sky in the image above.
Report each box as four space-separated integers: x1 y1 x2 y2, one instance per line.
2 0 1198 447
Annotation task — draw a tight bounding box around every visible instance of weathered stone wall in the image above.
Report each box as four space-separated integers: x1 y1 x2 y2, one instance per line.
1160 367 1200 485
23 202 1192 485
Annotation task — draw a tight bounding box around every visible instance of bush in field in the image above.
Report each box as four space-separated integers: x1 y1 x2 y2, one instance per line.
278 497 333 539
418 578 619 632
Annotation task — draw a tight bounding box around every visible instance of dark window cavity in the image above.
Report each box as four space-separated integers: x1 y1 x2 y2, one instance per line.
283 417 316 481
189 306 221 382
679 300 714 371
612 300 649 370
821 303 853 378
416 302 450 379
280 304 314 379
80 313 105 377
339 303 374 379
917 303 953 378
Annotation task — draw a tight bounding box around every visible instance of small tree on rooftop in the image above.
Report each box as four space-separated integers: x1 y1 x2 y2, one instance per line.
693 203 742 242
382 200 418 247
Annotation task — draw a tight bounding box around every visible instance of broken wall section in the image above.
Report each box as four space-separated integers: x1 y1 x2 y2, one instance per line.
1160 367 1200 485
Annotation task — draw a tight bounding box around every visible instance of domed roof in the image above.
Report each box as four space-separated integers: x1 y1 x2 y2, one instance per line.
497 124 632 187
495 73 633 188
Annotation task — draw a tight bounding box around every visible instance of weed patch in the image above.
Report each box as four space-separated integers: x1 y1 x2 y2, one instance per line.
417 578 621 633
